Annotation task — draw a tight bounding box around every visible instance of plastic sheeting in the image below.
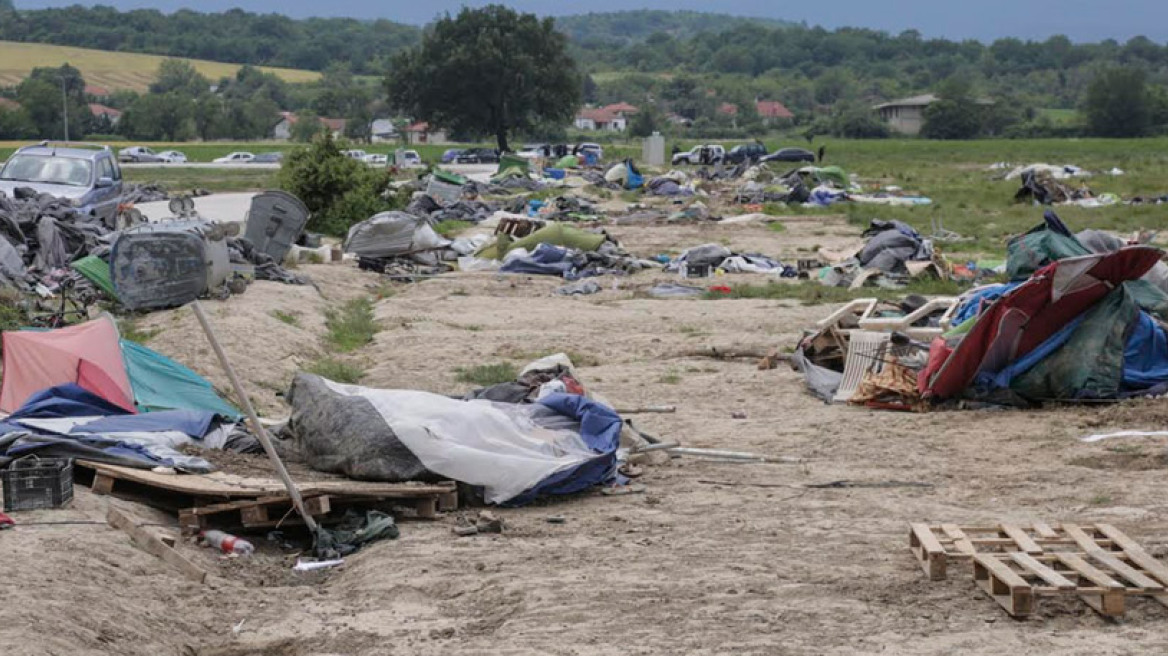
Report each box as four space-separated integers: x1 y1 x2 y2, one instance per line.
286 374 621 504
343 211 450 258
121 339 241 419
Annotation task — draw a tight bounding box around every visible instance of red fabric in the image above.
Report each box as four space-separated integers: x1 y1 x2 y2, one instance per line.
0 315 136 413
923 248 1162 399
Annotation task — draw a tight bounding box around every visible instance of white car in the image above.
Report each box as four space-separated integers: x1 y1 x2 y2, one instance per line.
398 150 422 167
157 150 187 163
577 142 604 160
672 145 725 165
516 143 549 159
343 149 368 161
364 154 388 165
212 152 255 163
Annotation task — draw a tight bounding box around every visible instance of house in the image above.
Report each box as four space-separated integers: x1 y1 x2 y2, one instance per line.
574 107 627 132
601 102 639 116
873 94 939 135
370 118 397 143
85 85 110 99
403 122 447 145
717 102 739 117
272 112 348 140
88 103 122 126
755 100 794 124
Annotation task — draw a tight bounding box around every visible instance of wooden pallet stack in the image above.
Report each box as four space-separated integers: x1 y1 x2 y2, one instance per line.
910 522 1168 618
76 460 458 535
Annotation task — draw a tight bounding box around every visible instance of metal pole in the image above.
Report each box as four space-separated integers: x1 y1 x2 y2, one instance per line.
60 75 68 141
190 300 319 535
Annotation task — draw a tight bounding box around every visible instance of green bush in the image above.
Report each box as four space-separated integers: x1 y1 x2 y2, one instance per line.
278 132 401 236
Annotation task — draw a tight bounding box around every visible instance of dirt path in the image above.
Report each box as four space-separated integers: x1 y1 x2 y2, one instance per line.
4 218 1168 655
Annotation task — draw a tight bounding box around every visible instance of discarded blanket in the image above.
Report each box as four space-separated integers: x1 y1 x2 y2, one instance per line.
284 373 622 505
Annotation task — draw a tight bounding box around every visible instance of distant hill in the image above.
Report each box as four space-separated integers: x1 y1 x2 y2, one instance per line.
556 10 798 45
0 41 320 92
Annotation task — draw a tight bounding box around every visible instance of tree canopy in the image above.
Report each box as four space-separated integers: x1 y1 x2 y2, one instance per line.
1083 67 1153 137
385 5 580 152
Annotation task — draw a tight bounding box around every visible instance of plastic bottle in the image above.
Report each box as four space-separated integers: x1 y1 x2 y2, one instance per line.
200 530 255 556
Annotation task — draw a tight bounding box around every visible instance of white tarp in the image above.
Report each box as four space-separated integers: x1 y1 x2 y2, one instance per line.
343 211 450 258
321 381 599 504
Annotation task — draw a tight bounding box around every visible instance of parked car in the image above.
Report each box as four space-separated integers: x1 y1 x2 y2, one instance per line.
156 150 187 163
398 150 422 167
212 152 255 163
671 144 725 166
455 148 500 164
0 141 123 226
364 154 388 165
516 143 549 159
724 142 768 165
342 149 368 161
440 149 466 164
118 146 164 163
760 147 816 164
252 152 284 164
576 142 604 161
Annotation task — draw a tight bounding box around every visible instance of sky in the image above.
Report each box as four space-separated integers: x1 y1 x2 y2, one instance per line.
13 0 1168 43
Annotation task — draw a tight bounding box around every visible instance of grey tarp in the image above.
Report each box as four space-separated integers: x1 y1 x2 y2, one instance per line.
791 348 842 402
343 211 450 258
1078 229 1168 295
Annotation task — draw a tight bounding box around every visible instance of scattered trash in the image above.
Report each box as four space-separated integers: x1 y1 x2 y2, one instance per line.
293 558 345 572
200 530 255 556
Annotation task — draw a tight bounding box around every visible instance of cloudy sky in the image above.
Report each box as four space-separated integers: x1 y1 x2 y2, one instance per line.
15 0 1168 42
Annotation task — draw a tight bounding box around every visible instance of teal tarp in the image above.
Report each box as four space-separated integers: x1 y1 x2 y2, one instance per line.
121 339 241 419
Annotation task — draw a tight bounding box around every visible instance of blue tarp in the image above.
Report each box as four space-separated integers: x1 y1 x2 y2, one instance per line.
121 339 241 419
0 384 216 471
1121 312 1168 390
508 393 623 505
500 243 579 277
952 282 1023 325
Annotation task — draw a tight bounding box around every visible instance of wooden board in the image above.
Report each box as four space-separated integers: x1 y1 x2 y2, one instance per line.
909 523 947 581
108 507 206 584
77 460 456 500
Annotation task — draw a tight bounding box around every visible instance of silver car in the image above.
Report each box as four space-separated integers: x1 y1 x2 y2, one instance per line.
0 142 124 225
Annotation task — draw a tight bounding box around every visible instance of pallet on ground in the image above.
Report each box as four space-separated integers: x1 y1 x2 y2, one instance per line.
911 522 1168 618
75 460 459 531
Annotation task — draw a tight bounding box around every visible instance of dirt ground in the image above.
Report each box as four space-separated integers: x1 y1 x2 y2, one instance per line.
5 216 1168 655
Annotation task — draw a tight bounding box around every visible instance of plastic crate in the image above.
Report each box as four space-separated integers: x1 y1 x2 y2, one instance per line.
1 456 73 511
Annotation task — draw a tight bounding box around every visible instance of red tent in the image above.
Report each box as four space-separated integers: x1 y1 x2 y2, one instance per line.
920 248 1162 399
0 315 136 413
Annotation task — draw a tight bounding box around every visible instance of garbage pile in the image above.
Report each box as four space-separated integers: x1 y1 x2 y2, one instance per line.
804 220 951 289
665 243 796 278
790 210 1168 410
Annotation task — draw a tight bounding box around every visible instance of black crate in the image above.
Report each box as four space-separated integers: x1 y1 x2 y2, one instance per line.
1 456 73 511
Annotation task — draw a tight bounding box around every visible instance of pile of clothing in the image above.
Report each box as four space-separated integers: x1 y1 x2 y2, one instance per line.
666 243 795 278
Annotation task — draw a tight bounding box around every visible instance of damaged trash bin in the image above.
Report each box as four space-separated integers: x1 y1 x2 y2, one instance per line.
243 191 310 264
110 220 231 311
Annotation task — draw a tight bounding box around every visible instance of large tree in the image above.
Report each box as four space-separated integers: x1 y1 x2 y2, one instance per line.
1083 67 1151 137
385 5 580 152
17 64 91 139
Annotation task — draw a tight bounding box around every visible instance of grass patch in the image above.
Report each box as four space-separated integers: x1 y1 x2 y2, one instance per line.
659 370 682 384
704 277 967 303
271 310 300 327
765 221 787 233
119 317 160 344
123 167 279 193
324 298 380 352
306 356 365 384
434 220 472 238
455 362 518 386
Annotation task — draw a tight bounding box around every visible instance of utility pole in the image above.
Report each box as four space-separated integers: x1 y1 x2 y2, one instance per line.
60 74 69 141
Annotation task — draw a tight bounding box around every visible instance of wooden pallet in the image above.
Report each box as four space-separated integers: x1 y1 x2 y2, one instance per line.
76 460 459 533
911 522 1168 618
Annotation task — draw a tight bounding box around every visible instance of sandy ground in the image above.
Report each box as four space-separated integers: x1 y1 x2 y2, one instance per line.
4 217 1168 655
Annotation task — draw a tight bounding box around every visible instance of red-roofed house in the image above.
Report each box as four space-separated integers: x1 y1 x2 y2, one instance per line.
756 100 794 124
601 102 639 116
85 85 110 99
574 107 627 132
717 102 739 116
272 112 349 140
89 103 122 126
403 121 447 145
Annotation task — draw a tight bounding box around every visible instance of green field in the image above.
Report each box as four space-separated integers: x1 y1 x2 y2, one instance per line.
6 136 1167 262
0 41 320 92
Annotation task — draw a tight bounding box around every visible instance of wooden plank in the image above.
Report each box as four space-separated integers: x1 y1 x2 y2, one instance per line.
239 504 269 526
973 554 1033 617
1092 524 1146 554
1091 524 1168 587
940 524 975 555
1031 522 1059 539
1054 553 1123 589
437 490 459 512
1061 523 1105 553
76 460 457 500
1000 524 1043 554
107 507 206 584
1010 552 1076 590
910 523 947 581
1089 551 1164 591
